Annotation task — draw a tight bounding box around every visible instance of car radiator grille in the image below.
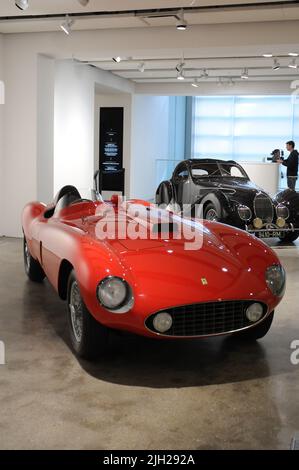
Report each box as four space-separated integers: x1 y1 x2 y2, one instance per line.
254 193 274 223
145 300 267 337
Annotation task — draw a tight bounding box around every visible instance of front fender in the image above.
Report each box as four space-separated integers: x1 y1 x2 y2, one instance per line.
275 189 299 226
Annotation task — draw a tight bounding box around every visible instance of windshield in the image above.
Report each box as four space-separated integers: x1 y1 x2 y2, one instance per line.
190 162 249 179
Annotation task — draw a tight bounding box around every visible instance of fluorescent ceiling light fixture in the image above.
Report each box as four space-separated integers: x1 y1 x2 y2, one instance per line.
288 58 297 69
176 9 188 31
15 0 28 10
241 68 249 79
78 0 89 5
288 52 298 57
272 58 280 70
263 53 273 58
138 62 145 73
112 57 122 63
60 15 74 35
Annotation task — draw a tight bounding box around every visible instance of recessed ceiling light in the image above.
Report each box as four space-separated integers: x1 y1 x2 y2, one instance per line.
288 52 298 57
112 57 122 63
60 15 74 35
263 53 273 58
15 0 28 10
272 58 280 70
288 58 297 69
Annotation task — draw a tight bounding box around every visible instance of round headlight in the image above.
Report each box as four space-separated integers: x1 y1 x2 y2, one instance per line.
276 204 289 220
276 217 286 228
153 312 173 333
237 205 252 221
96 276 133 312
245 303 264 323
253 217 263 229
265 265 286 297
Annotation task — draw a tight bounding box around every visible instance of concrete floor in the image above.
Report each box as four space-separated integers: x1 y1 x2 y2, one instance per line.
0 237 298 450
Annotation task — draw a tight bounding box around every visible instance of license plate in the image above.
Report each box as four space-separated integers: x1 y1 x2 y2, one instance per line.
257 231 284 239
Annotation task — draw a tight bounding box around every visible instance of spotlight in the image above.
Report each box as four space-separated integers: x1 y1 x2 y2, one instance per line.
191 79 199 88
288 58 297 69
78 0 90 5
272 58 280 70
200 69 208 79
263 53 273 58
241 68 249 79
112 57 122 63
138 62 145 73
176 9 188 31
288 52 298 57
176 63 185 80
60 15 74 35
15 0 28 10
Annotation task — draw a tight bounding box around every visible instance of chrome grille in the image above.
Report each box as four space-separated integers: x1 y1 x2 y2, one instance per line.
145 301 267 337
254 193 274 223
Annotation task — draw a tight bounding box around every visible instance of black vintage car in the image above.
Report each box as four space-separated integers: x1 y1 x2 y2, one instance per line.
155 158 299 242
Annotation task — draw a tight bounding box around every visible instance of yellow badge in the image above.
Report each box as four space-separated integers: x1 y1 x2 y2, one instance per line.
201 277 208 286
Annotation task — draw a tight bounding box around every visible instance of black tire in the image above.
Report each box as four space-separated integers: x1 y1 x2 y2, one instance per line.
67 270 108 360
156 181 173 206
23 236 45 282
280 232 299 243
203 202 221 222
234 312 274 340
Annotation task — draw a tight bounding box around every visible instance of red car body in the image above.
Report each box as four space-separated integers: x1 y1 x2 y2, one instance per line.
22 193 284 343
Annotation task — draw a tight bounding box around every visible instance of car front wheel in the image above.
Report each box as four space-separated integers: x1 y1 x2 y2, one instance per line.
204 202 221 222
280 232 299 243
234 311 274 340
67 271 108 360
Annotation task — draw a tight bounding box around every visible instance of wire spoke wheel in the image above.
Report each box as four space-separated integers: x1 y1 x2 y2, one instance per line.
69 281 84 343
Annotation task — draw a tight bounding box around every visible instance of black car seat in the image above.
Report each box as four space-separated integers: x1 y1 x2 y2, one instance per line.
44 186 82 218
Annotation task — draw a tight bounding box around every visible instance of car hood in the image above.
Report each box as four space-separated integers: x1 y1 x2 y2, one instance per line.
90 210 279 311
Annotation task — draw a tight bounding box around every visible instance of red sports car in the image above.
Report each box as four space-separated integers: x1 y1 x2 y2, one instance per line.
22 185 286 360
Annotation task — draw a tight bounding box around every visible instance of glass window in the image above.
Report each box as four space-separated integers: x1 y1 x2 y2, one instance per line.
191 95 296 164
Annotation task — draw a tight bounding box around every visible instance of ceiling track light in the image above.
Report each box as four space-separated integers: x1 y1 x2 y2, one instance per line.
272 58 280 70
200 69 208 79
191 79 199 88
288 52 298 57
60 15 74 35
241 68 249 79
112 57 122 63
176 63 185 80
263 53 273 58
15 0 28 10
176 9 188 31
288 58 297 69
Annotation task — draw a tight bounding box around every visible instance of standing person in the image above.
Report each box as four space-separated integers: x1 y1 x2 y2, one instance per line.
278 141 298 190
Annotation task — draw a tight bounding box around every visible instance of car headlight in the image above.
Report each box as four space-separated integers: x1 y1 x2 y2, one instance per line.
276 204 289 220
237 205 252 221
96 276 134 313
265 265 286 297
245 303 264 322
153 312 173 333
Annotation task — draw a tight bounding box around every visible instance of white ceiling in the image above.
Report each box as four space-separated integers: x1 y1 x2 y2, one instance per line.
1 0 299 85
